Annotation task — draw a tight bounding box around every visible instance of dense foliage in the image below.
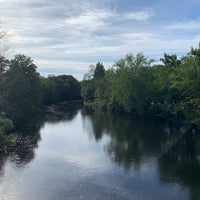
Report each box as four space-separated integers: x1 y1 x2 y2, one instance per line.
81 45 200 129
0 113 14 146
0 54 81 147
42 75 81 105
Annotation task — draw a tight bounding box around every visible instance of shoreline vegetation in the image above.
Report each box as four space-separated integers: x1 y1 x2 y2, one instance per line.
0 54 82 149
0 43 200 149
81 45 200 132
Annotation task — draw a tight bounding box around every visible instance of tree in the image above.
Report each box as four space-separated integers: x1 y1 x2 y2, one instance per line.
1 54 43 127
111 53 155 113
42 75 81 104
81 80 95 101
0 56 9 76
0 31 8 57
160 53 181 68
114 53 154 69
94 62 105 79
81 62 105 102
83 65 95 80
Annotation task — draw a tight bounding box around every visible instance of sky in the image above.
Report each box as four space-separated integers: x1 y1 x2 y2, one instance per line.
0 0 200 80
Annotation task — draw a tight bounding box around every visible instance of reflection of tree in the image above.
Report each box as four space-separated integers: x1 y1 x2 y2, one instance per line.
81 109 107 141
0 155 7 177
82 109 181 171
82 109 200 198
0 132 41 176
16 111 45 133
45 102 81 123
0 104 80 171
9 133 41 166
158 133 200 200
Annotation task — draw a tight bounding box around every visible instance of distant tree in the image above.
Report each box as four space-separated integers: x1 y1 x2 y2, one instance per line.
81 62 105 102
190 42 200 65
42 75 81 104
115 53 154 69
94 62 105 79
81 80 95 101
160 53 181 68
83 65 95 80
0 56 9 76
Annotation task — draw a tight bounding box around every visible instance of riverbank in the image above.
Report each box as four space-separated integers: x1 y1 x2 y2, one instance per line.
84 101 199 134
0 100 83 152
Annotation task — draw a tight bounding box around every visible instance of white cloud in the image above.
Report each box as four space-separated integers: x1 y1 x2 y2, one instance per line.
122 10 153 21
63 8 153 31
0 0 199 79
166 19 200 30
64 10 111 31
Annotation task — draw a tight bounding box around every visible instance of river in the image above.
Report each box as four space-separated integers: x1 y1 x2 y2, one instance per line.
0 106 199 200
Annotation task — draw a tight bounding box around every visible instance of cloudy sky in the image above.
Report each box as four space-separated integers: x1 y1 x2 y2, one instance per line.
0 0 200 79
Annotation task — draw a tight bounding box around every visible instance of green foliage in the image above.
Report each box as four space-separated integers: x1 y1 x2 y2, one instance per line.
114 53 154 69
0 128 13 147
82 46 200 128
160 53 181 68
94 62 105 79
0 114 14 147
0 54 81 133
81 80 95 101
42 75 81 105
0 41 199 137
0 55 43 126
0 113 14 133
81 62 106 102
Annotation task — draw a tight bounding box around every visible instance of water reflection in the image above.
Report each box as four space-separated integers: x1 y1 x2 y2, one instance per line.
44 103 81 123
0 104 80 170
159 132 200 200
82 109 200 199
82 109 179 170
0 106 199 200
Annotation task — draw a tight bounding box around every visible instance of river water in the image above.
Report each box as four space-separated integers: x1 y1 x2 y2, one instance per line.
0 107 200 200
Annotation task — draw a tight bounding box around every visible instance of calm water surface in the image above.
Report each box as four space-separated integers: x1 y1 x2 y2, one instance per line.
0 107 200 200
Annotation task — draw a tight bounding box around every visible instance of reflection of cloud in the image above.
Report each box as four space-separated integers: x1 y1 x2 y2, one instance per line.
39 112 112 170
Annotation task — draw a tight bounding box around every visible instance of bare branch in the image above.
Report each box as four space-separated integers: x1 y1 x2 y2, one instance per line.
0 31 9 57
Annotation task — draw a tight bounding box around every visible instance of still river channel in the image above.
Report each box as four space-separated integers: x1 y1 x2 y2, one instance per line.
0 106 199 200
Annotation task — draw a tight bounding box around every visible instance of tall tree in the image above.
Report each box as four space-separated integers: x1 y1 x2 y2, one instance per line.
1 55 43 127
94 62 105 79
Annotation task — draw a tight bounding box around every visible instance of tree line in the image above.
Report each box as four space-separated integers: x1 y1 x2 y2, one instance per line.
1 34 200 147
0 54 81 146
81 44 200 130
